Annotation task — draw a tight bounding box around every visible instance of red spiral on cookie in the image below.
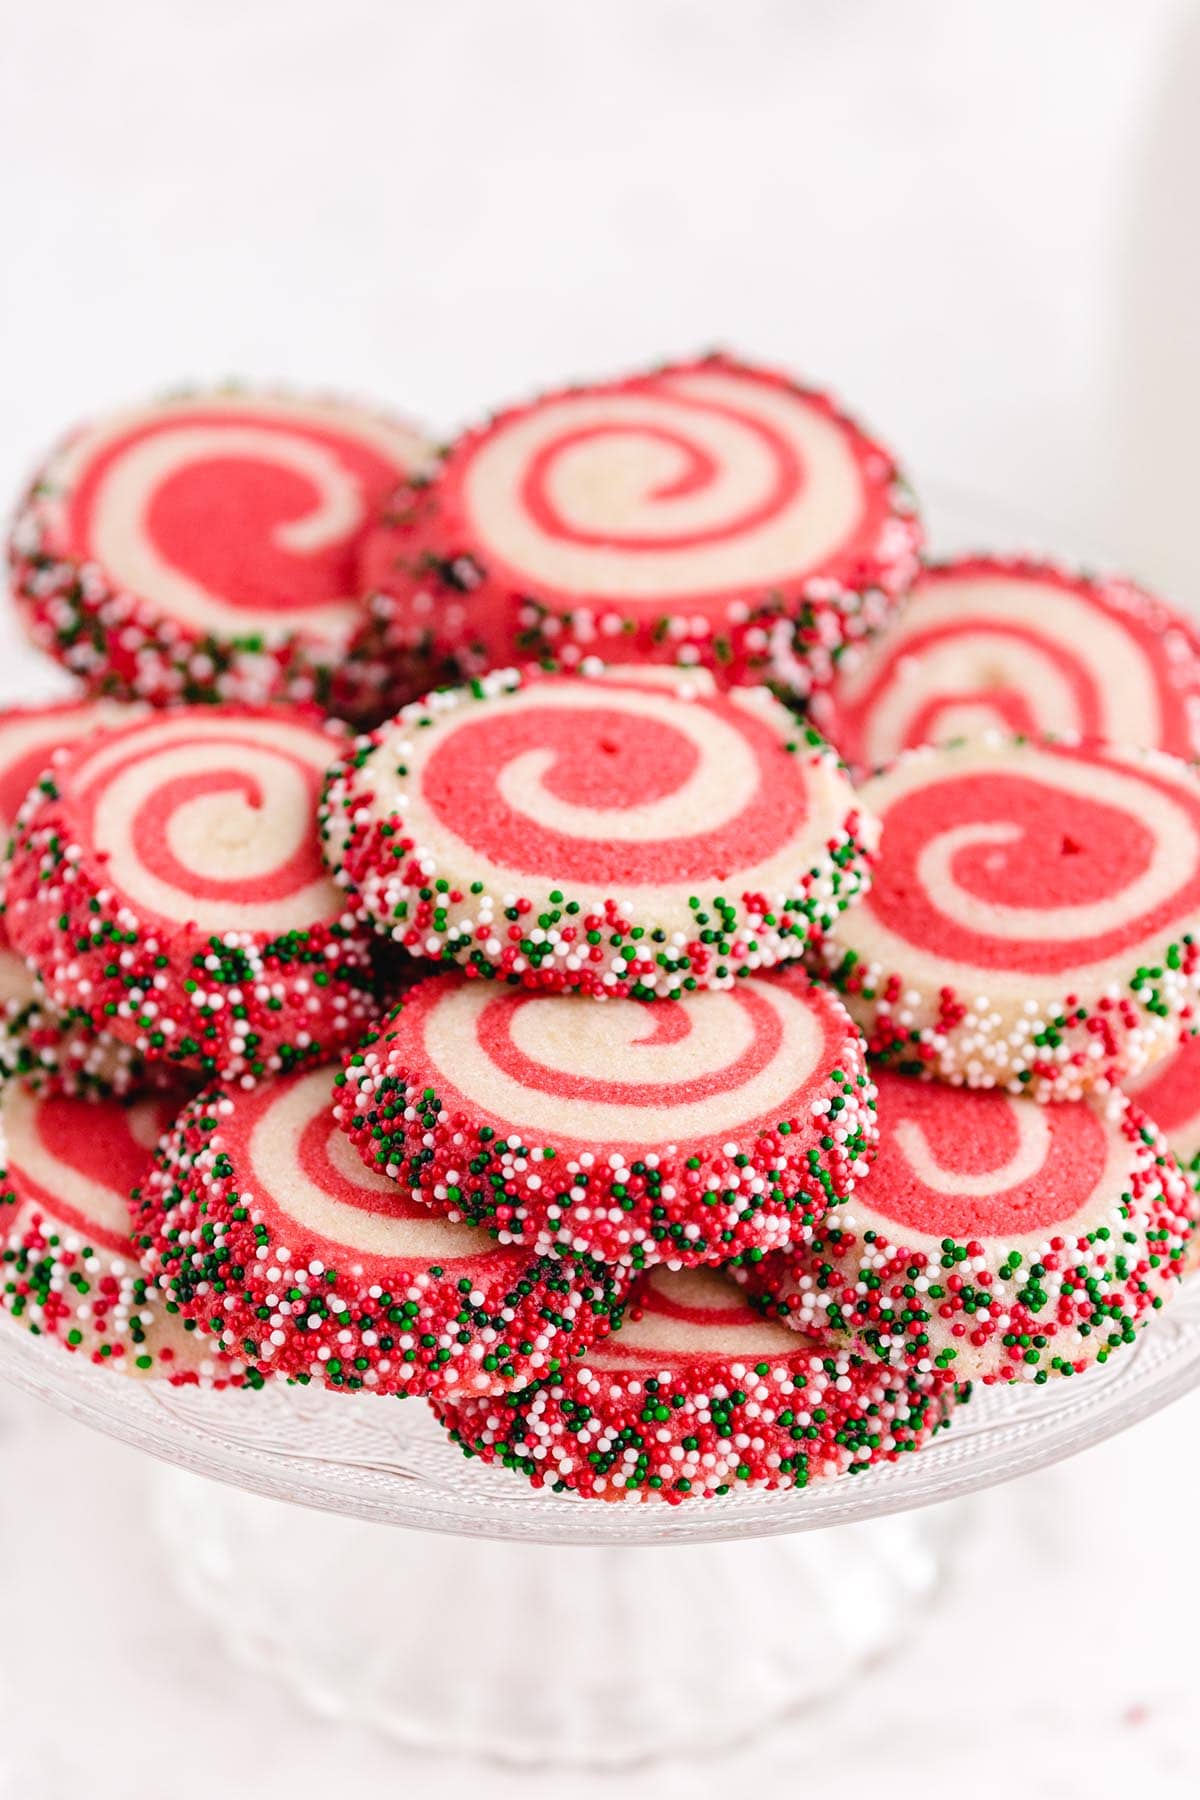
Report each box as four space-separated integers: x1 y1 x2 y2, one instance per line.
434 1265 961 1504
414 672 815 885
358 355 921 691
136 1068 632 1397
817 736 1200 1095
5 706 380 1080
734 1072 1196 1382
862 749 1200 974
814 556 1200 771
1 1083 229 1380
69 710 338 931
11 391 432 715
337 967 874 1265
321 664 877 996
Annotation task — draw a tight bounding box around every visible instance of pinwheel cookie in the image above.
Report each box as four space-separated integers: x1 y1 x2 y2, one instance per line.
814 555 1200 773
0 1082 233 1381
733 1071 1195 1382
435 1264 961 1503
135 1067 632 1397
815 735 1200 1096
11 389 432 718
4 706 380 1081
357 354 921 695
336 966 875 1267
320 663 877 997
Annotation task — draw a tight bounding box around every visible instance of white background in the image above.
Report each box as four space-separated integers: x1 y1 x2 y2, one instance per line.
2 3 1200 1794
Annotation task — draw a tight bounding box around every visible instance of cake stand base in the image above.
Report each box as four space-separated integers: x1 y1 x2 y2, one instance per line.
152 1468 966 1766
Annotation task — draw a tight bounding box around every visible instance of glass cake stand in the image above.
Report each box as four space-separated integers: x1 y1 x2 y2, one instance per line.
3 483 1198 1764
3 1285 1200 1762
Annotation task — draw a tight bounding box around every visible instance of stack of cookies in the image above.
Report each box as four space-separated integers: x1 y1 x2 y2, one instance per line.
2 358 1196 1504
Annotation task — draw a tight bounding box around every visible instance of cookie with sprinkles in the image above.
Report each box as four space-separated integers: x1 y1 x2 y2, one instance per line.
335 967 875 1267
0 698 164 1096
320 663 877 997
135 1066 632 1397
813 555 1200 773
4 706 380 1081
434 1264 961 1504
10 389 433 719
0 1081 236 1381
357 353 921 695
1127 1033 1200 1191
814 734 1200 1097
733 1071 1195 1383
0 969 168 1100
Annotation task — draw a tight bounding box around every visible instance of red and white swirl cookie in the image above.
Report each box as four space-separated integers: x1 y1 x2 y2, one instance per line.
135 1067 632 1397
321 664 877 997
733 1071 1195 1383
4 706 380 1081
815 735 1200 1096
357 354 921 694
0 1082 234 1381
11 390 433 719
434 1264 961 1503
336 967 874 1266
814 556 1200 772
0 698 169 1096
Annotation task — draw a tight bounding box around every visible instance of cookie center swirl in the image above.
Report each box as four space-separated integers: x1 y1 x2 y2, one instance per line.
417 975 823 1146
519 412 803 551
880 632 1094 749
461 369 872 602
863 1074 1110 1239
77 716 345 933
417 684 809 885
869 756 1200 972
65 409 417 638
840 575 1166 762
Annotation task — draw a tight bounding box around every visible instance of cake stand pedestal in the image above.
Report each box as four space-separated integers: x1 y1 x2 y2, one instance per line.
152 1465 960 1764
